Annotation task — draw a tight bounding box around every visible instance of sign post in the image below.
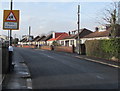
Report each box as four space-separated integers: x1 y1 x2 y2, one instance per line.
3 0 20 72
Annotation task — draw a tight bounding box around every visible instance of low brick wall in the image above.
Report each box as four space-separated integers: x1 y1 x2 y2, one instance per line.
54 46 74 53
40 46 53 50
19 45 36 48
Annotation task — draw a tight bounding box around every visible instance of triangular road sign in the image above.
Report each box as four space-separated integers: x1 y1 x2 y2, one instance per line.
5 11 17 22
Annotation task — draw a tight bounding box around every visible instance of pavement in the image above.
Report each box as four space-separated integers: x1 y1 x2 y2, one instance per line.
75 55 120 69
2 47 119 90
2 50 32 90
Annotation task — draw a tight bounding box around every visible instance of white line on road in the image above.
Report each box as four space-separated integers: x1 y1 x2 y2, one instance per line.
96 75 104 79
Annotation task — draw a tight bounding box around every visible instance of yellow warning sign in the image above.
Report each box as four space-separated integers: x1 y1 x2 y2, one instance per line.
3 10 19 30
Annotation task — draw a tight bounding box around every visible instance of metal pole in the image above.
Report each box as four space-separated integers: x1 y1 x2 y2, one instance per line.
77 5 80 54
10 0 13 46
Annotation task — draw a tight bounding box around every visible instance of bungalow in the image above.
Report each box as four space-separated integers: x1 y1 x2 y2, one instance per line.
18 38 27 45
81 25 120 44
18 35 34 45
36 35 46 47
59 28 93 47
31 36 40 45
47 32 69 46
39 34 53 46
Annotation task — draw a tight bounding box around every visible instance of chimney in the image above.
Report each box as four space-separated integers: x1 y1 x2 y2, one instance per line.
68 31 71 35
95 27 99 32
53 32 55 38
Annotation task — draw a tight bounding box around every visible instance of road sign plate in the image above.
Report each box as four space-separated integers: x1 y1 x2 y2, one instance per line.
3 10 19 30
4 22 17 29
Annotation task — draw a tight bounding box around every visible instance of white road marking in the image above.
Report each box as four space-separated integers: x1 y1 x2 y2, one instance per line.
96 75 104 79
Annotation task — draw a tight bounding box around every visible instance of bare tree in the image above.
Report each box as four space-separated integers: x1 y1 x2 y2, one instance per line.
102 2 119 37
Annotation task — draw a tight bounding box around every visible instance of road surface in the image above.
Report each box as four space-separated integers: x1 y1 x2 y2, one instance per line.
15 47 119 89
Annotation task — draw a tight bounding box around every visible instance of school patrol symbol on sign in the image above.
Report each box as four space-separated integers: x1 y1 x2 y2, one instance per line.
3 10 19 30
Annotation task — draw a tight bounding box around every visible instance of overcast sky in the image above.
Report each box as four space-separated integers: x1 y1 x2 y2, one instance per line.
0 0 114 39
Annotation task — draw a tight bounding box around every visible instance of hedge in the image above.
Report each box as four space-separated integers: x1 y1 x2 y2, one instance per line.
85 38 120 61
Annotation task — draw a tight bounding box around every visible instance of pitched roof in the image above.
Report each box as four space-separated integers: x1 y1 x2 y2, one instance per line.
20 38 27 42
83 25 120 38
36 36 46 42
54 32 67 38
83 28 111 38
47 33 69 41
63 28 93 39
42 34 52 41
31 36 40 42
62 34 76 39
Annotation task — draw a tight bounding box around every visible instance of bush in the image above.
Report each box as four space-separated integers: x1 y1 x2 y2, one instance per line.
85 38 120 61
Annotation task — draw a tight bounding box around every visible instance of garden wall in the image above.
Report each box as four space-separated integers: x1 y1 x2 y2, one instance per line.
54 46 74 53
40 46 53 50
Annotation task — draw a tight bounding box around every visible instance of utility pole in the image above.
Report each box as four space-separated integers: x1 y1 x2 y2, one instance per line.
28 26 31 46
77 5 80 54
10 0 13 46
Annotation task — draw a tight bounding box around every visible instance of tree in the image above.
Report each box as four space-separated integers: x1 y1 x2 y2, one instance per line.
102 2 119 37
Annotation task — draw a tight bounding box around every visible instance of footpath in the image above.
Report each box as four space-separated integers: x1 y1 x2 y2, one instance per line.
75 55 120 69
52 50 120 69
64 52 120 69
2 51 32 90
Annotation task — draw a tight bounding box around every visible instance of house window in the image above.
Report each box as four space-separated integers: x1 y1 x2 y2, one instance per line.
70 40 74 45
61 41 64 45
65 40 69 46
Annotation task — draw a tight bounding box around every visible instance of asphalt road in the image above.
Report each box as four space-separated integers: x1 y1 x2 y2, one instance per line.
14 47 119 89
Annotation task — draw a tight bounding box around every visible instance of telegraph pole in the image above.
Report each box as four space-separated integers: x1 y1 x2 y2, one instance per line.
10 0 13 46
29 26 31 38
28 26 31 46
77 5 80 54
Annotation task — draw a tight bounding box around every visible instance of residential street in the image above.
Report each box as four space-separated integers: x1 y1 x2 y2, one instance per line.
14 47 119 89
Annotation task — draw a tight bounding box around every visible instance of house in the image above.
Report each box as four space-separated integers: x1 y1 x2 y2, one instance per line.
18 35 34 45
31 36 41 45
81 25 120 44
18 38 28 45
0 35 8 43
36 35 46 47
47 32 69 46
39 34 53 46
59 28 93 47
